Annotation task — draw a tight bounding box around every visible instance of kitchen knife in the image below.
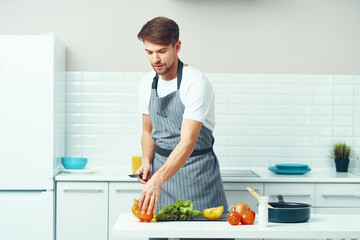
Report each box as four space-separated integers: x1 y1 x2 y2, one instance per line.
128 174 142 178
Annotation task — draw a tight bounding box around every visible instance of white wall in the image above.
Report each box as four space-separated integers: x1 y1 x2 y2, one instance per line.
2 1 359 169
65 71 360 170
1 0 360 74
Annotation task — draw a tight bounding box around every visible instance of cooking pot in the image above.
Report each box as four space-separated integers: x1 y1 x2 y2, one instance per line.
268 195 311 223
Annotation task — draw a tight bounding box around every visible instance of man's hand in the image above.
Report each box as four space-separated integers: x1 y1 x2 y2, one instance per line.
138 173 163 214
135 160 152 184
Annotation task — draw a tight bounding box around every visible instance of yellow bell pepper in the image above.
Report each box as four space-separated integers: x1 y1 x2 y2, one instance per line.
203 206 224 220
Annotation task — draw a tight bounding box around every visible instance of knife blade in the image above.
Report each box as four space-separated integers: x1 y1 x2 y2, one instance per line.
128 174 142 178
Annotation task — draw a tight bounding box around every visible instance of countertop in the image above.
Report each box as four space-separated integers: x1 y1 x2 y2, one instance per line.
55 167 360 183
112 213 360 239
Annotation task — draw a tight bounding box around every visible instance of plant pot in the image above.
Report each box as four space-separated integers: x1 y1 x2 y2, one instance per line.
335 158 349 172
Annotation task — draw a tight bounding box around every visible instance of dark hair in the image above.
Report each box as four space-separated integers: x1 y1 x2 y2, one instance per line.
137 17 179 46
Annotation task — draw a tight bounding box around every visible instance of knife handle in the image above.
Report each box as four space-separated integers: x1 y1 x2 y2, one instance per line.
129 174 143 178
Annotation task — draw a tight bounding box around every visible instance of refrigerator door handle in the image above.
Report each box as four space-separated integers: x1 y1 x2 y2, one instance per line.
62 187 104 193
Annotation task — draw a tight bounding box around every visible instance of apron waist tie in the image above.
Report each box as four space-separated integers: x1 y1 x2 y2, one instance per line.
155 145 213 158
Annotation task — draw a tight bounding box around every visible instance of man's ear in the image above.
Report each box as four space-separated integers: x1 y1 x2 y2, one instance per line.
175 40 181 53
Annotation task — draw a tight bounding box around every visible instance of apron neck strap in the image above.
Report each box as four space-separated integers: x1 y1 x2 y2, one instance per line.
176 59 183 89
152 59 183 90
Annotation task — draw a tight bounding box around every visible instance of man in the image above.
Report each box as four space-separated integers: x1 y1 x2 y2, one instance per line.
136 17 229 232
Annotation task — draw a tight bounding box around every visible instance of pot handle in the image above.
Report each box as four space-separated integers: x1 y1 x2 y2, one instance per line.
276 195 285 203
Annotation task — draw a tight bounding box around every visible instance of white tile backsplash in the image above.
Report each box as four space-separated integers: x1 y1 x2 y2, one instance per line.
66 72 360 169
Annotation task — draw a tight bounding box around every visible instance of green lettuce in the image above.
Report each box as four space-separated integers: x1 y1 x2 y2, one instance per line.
154 199 203 220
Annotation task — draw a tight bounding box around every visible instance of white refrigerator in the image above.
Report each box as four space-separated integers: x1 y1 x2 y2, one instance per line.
0 34 66 240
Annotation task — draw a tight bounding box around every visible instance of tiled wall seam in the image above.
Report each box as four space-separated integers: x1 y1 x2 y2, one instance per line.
66 72 360 170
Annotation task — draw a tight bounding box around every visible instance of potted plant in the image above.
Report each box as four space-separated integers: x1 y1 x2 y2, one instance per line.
330 142 353 172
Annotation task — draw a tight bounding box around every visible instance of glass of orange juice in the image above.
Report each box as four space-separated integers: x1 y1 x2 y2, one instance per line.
132 156 142 174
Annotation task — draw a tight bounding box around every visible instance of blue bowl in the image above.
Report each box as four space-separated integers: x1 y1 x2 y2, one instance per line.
61 157 88 170
275 164 309 170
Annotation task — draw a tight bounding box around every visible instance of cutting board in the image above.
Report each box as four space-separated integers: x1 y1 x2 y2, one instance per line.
156 212 228 221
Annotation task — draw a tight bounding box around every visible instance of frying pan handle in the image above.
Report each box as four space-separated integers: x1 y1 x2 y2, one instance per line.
276 195 285 203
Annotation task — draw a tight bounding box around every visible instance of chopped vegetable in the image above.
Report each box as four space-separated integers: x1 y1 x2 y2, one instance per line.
154 199 203 220
204 206 224 220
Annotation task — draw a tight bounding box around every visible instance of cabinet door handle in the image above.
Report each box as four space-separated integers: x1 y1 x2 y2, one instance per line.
114 189 142 193
321 194 360 198
225 189 260 192
269 194 311 198
62 187 104 193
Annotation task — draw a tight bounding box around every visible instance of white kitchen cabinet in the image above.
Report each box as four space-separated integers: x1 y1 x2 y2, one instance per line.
314 182 360 238
109 182 145 240
55 168 360 240
315 183 360 207
56 181 108 240
223 182 264 212
264 183 315 206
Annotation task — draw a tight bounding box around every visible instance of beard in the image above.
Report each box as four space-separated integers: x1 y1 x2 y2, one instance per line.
152 60 176 76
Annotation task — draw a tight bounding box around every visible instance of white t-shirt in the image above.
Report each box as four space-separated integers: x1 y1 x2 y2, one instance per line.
138 65 215 131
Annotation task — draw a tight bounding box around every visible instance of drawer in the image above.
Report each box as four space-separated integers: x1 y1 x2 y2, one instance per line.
223 182 263 213
315 183 360 207
264 183 315 205
57 182 108 240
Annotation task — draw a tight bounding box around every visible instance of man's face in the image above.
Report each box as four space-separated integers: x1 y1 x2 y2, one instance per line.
144 40 180 77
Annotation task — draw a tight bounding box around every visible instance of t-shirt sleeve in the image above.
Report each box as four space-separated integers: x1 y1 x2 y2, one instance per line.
182 79 214 123
138 74 152 115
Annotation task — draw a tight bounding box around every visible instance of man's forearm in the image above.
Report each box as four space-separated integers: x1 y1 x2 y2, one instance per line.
141 130 155 165
152 119 202 184
153 138 195 184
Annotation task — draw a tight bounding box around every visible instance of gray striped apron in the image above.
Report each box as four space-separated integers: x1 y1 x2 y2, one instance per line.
149 60 232 240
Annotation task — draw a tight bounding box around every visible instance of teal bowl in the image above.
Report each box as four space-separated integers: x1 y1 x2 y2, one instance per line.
61 157 88 169
275 164 309 170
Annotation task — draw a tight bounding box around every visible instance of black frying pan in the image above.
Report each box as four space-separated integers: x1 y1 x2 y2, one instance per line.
268 195 311 223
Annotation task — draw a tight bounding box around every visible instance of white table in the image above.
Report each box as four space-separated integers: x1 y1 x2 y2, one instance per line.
112 213 360 239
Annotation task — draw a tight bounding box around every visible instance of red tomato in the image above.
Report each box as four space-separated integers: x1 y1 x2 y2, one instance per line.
227 211 242 225
241 210 255 225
